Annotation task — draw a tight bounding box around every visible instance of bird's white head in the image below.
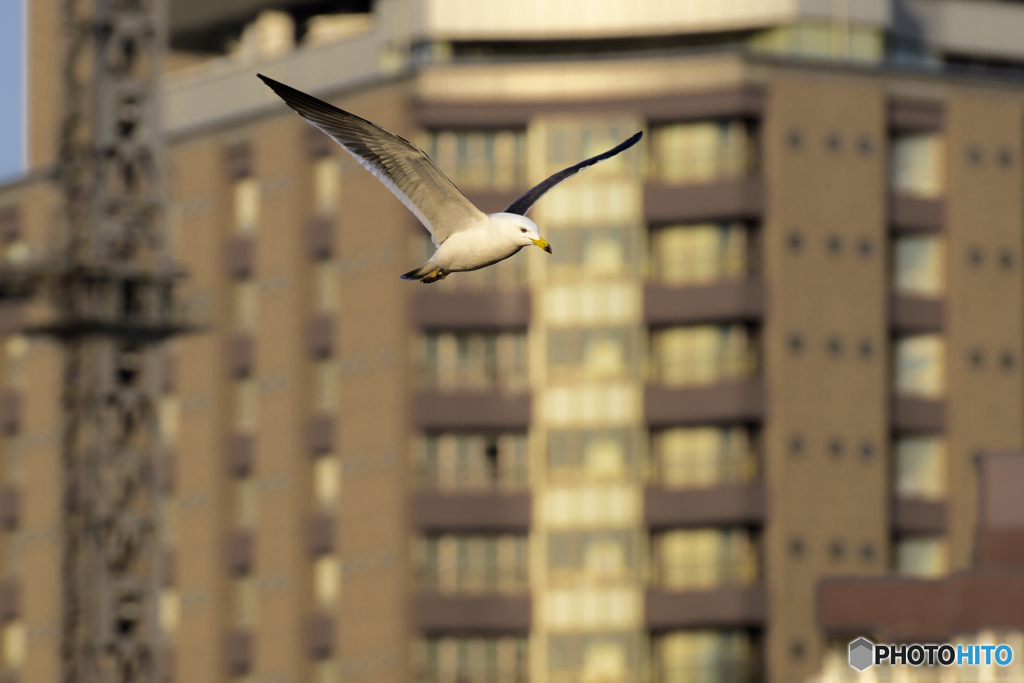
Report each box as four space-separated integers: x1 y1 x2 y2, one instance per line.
493 213 551 253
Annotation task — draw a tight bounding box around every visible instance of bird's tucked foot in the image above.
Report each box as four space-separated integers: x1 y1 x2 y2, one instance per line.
420 268 448 284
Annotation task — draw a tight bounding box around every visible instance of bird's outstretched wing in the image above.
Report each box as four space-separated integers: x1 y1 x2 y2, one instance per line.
258 74 487 245
504 132 643 217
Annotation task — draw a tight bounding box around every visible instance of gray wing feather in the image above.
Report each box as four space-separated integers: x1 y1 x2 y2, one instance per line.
504 131 643 216
258 74 486 245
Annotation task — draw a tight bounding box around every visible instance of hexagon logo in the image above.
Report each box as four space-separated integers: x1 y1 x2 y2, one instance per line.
849 638 874 671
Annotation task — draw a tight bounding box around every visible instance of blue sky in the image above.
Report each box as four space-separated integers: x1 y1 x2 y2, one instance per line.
0 1 23 181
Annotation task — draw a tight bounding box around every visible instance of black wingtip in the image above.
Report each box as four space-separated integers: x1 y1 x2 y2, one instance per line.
257 73 290 96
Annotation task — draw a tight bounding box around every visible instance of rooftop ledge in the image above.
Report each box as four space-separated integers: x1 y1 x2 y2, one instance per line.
164 20 398 139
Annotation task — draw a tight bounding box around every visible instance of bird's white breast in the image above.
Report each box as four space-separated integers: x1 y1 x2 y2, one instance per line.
434 220 520 272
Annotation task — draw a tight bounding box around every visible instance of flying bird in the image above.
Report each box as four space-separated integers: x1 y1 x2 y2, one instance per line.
258 74 642 283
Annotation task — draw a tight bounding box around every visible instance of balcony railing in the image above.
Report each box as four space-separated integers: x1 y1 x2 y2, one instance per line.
653 662 759 683
651 453 756 489
652 556 759 590
417 567 530 594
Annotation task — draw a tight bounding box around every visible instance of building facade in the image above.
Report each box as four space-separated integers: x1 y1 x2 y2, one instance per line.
816 450 1024 682
3 1 1024 682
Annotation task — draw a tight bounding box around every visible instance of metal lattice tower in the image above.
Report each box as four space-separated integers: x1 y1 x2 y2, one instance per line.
50 0 179 681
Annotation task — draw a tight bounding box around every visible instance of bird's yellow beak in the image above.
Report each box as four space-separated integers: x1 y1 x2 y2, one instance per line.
532 238 552 254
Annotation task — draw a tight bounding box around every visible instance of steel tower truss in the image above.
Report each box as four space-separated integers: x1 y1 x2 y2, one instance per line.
51 0 180 681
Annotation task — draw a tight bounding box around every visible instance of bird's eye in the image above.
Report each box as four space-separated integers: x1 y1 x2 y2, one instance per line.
520 228 527 233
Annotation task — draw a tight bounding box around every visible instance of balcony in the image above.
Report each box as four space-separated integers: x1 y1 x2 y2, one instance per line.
891 394 945 433
307 314 334 358
645 279 764 326
890 195 943 234
226 434 254 477
307 513 335 555
225 235 255 279
226 333 254 378
412 288 530 332
307 216 334 260
646 380 765 427
890 294 944 334
0 578 20 622
646 482 765 529
413 592 531 635
0 484 21 530
889 97 944 134
412 491 531 534
307 414 336 456
413 390 531 431
0 389 21 435
162 548 177 587
892 497 946 535
645 178 763 225
225 629 253 676
307 613 335 658
645 585 766 630
226 529 254 576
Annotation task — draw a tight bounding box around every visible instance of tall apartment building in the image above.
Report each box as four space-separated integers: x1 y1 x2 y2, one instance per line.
4 1 1024 682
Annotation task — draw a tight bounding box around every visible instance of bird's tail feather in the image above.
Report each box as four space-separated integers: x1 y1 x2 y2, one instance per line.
400 261 435 281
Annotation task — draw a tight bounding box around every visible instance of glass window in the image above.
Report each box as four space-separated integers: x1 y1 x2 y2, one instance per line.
653 426 756 488
651 325 757 386
233 477 257 528
549 633 639 683
314 555 341 608
650 223 748 285
547 429 638 483
233 178 260 235
418 637 528 683
548 327 637 381
235 378 257 431
161 497 178 546
654 121 756 183
234 280 257 331
2 621 24 669
895 437 946 500
654 630 758 683
894 335 944 397
548 226 636 277
422 129 526 189
6 241 29 264
233 576 257 627
543 123 638 181
159 588 180 635
547 530 639 585
314 658 338 683
159 396 180 443
313 157 340 215
417 534 528 594
5 335 26 389
419 332 528 391
653 528 758 589
420 335 440 388
894 235 944 297
418 433 528 491
314 455 340 509
315 261 337 312
849 25 884 62
895 537 947 577
891 134 944 198
316 358 336 411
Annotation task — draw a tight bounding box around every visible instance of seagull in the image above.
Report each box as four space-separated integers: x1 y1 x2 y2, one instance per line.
258 74 642 284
